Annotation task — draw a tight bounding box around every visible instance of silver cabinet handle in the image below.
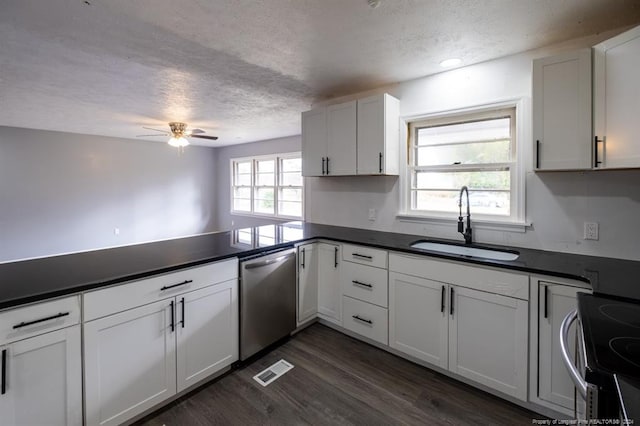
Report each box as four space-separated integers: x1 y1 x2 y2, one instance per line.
560 309 587 399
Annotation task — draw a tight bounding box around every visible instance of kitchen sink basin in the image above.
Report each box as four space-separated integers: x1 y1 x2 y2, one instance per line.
410 241 519 261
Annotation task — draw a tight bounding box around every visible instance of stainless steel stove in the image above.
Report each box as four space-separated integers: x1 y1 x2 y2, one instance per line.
561 293 640 421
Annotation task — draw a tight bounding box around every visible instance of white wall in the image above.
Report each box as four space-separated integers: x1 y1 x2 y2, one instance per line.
215 135 301 231
0 126 218 262
304 30 640 261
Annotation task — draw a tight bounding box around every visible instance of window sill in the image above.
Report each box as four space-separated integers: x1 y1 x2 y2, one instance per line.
230 211 302 221
396 213 531 233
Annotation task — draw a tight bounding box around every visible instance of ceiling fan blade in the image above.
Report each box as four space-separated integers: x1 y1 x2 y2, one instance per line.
136 133 167 137
189 128 205 134
142 126 169 134
190 134 219 141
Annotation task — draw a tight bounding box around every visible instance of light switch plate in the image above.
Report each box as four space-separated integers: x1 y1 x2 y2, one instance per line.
368 208 377 221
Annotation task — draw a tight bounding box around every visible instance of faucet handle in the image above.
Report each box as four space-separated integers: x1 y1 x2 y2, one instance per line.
457 217 464 233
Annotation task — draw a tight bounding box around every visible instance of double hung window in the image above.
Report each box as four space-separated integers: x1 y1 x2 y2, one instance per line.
407 107 518 220
231 153 303 219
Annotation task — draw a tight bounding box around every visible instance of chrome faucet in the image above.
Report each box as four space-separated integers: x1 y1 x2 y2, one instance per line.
458 186 472 244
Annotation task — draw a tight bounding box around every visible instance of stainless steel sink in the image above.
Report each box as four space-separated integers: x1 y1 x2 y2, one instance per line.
410 241 519 261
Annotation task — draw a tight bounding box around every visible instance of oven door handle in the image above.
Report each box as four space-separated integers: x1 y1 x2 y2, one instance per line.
560 309 587 399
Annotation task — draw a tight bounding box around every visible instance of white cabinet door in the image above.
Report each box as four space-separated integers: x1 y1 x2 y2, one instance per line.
297 244 318 324
594 25 640 169
532 49 592 170
449 286 528 401
357 93 400 175
301 108 327 176
84 299 176 426
0 326 81 426
326 101 357 175
538 283 588 411
317 243 341 324
176 280 238 393
389 273 448 369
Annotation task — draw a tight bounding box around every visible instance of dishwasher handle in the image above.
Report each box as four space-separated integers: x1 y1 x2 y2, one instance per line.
560 309 587 399
243 252 295 270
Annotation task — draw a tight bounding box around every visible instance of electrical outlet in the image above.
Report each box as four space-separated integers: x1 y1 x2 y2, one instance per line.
584 222 599 240
113 227 120 236
368 208 377 221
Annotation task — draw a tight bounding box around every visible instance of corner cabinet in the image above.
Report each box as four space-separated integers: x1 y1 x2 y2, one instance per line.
83 259 238 426
529 276 591 416
301 93 399 176
532 49 592 171
593 25 640 169
389 253 529 401
0 296 82 426
296 242 342 325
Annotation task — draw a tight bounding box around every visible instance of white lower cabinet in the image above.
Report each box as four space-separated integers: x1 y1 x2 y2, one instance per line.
0 325 82 426
297 243 319 324
83 262 239 426
0 295 82 426
176 281 238 393
84 300 177 426
317 243 341 324
449 286 528 401
389 272 448 369
389 253 529 402
533 279 591 414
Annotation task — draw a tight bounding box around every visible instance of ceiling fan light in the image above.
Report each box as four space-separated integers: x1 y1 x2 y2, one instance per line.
168 136 189 147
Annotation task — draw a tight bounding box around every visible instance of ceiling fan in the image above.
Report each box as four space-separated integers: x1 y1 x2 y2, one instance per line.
137 122 218 147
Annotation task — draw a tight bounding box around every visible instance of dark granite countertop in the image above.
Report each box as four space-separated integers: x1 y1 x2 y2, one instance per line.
1 221 639 310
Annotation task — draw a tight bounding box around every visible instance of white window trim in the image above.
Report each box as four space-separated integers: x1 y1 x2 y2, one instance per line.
230 152 303 220
398 98 529 232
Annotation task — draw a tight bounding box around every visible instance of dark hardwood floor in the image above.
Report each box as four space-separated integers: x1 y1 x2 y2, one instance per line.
137 324 541 425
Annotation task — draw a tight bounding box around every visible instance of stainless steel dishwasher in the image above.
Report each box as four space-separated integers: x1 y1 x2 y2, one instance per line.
239 247 297 361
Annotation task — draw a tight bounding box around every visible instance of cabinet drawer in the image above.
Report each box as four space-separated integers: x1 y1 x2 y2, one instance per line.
0 296 80 345
389 253 528 300
84 258 238 321
342 244 387 269
342 296 388 345
341 262 388 307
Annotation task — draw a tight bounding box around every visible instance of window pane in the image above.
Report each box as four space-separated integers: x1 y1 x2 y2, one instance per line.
415 170 510 191
413 189 510 216
280 171 302 186
233 187 251 198
416 140 510 166
233 199 251 212
281 158 301 173
417 117 510 146
256 172 275 186
280 188 302 202
236 161 252 174
256 160 275 173
235 174 251 186
278 201 302 217
254 187 274 214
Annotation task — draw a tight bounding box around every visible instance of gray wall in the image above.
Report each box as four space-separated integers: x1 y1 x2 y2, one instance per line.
214 135 301 231
0 126 218 262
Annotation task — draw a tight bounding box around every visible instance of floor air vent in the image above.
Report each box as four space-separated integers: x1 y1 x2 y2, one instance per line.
253 359 294 387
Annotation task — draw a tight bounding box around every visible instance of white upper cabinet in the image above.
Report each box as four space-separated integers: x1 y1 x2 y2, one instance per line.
357 93 400 175
301 93 400 177
327 101 358 176
301 108 327 177
594 25 640 169
532 49 592 170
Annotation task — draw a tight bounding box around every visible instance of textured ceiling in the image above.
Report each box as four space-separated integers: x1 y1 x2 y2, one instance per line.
1 0 640 146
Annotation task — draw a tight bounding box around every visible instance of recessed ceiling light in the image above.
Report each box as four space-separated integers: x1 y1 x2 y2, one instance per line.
439 58 462 68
